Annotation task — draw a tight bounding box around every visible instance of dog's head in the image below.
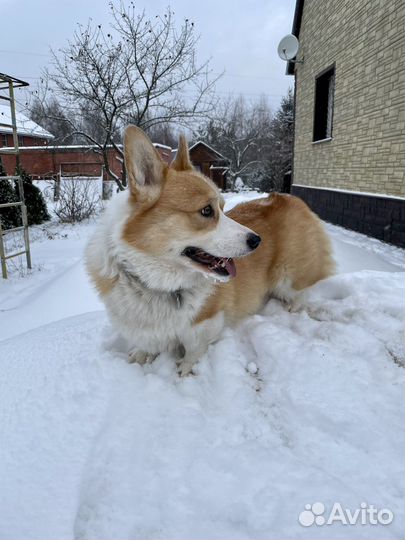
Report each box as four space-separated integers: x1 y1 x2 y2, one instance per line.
122 125 260 282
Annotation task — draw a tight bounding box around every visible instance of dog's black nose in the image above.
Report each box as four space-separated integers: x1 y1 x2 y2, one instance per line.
246 233 261 251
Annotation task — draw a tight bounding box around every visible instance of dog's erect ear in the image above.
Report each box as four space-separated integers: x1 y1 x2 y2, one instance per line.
171 134 193 171
124 125 165 201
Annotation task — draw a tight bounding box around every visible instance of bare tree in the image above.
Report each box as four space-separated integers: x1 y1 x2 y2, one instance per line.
197 89 294 191
30 97 74 145
197 95 273 188
39 2 219 190
145 122 178 148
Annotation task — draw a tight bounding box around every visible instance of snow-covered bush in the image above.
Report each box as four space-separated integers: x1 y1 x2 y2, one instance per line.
54 177 101 223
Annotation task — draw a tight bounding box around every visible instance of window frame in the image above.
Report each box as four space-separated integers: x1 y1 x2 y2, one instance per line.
312 64 336 143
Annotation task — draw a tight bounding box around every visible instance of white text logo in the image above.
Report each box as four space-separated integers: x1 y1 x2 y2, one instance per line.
298 502 394 527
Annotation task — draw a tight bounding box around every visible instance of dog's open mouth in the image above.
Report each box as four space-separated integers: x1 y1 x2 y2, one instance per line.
182 247 236 278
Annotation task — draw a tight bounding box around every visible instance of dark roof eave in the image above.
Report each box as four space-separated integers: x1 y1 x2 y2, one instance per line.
286 0 305 75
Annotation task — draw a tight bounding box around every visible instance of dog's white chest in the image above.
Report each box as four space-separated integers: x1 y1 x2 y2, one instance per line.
105 272 212 354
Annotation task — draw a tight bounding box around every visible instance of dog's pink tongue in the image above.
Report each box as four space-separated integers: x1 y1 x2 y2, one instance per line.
224 258 236 278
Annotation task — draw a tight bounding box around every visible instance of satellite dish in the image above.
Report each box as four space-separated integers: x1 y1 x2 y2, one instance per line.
277 34 300 61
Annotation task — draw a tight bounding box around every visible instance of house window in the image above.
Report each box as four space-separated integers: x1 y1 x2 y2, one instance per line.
1 134 7 146
18 135 24 146
313 66 335 142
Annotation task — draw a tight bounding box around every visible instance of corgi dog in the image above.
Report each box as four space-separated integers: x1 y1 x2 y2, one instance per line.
86 126 334 375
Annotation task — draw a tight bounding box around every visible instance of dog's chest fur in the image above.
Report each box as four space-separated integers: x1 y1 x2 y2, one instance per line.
104 262 214 354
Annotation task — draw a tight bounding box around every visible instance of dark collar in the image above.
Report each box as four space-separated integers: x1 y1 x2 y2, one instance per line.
117 262 184 309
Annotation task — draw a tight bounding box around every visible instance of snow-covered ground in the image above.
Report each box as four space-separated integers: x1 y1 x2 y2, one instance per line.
0 192 404 540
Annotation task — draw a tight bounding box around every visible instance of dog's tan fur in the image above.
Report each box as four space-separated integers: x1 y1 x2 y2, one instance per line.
195 193 334 324
119 128 333 322
122 167 222 252
89 272 118 296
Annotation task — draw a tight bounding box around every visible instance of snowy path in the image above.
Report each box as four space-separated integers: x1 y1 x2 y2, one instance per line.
0 193 404 539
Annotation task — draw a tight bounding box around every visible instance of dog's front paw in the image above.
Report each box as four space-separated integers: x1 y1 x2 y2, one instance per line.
128 350 157 365
177 360 196 377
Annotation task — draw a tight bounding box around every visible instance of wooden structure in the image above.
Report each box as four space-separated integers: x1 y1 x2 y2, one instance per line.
171 141 230 190
189 142 229 190
0 73 32 279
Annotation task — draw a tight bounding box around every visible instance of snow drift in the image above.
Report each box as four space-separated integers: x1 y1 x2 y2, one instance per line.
0 193 403 539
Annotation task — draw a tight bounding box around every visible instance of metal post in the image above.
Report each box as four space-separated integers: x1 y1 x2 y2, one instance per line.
54 172 61 201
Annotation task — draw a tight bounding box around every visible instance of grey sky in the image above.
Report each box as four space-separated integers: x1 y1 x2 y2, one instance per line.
1 0 295 113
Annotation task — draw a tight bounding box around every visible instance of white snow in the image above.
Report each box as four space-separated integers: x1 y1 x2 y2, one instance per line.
0 192 404 540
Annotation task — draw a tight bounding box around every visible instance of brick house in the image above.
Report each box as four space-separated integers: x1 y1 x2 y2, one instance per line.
0 104 53 147
287 0 405 247
1 143 172 184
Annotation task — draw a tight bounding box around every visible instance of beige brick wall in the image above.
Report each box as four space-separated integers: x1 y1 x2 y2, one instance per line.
293 0 405 197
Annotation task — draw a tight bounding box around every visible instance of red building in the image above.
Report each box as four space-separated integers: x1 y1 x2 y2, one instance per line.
1 143 172 182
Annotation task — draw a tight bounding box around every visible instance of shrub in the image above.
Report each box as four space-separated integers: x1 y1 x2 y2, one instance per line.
54 177 101 223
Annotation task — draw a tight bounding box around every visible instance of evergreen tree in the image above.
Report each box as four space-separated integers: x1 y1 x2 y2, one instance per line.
264 88 294 191
0 158 20 230
15 166 50 225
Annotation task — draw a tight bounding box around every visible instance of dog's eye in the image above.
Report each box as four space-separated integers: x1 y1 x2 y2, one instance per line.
200 205 214 218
